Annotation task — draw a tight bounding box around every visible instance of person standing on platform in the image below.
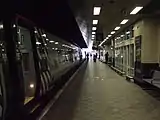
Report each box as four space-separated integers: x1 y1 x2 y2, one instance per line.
105 52 109 64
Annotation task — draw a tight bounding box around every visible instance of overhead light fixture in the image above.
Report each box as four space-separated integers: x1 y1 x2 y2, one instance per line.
114 26 120 30
93 20 98 25
121 35 124 37
126 31 130 34
92 35 95 38
92 27 97 31
130 7 143 15
46 39 49 41
120 19 129 24
93 7 101 15
52 48 55 50
44 44 47 46
111 31 115 34
36 42 41 45
55 48 58 50
108 35 112 37
92 32 96 34
50 41 54 43
34 30 38 33
55 42 59 44
42 34 46 37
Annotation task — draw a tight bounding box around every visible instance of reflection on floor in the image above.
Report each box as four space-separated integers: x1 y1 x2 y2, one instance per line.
42 60 160 120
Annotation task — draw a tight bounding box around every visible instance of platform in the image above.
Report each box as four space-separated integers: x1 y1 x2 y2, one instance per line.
41 60 160 120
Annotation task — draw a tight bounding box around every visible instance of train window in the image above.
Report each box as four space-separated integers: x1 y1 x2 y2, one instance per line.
18 27 37 104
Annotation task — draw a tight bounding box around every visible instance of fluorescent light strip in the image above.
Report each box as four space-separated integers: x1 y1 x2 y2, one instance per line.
93 20 98 25
92 27 97 31
108 35 112 37
93 7 101 15
111 31 115 34
130 7 143 15
92 32 96 34
120 19 129 25
114 26 120 30
92 35 95 38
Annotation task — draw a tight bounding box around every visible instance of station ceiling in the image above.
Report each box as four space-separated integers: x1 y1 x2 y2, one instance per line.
68 0 152 46
3 0 88 48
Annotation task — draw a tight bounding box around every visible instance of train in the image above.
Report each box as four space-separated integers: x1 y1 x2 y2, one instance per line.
0 15 85 120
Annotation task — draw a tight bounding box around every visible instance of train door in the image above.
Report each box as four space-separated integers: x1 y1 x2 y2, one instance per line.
16 25 37 104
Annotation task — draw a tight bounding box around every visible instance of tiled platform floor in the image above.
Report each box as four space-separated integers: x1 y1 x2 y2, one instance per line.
42 60 160 120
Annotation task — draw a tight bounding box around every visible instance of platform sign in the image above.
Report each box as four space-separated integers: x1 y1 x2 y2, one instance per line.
135 35 141 62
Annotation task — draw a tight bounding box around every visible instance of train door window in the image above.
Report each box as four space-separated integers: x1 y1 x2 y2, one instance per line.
18 27 37 104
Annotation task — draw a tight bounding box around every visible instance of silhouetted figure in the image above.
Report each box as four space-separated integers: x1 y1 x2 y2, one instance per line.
105 52 109 63
86 53 89 60
93 54 97 62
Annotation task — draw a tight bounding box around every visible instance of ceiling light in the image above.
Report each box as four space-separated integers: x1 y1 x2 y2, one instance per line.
111 31 115 34
92 35 95 38
34 30 38 33
108 35 112 37
42 34 46 37
46 39 49 41
120 19 129 25
92 27 97 31
92 32 96 34
36 42 41 45
55 42 59 44
93 7 101 15
44 44 47 46
130 7 143 15
126 31 130 34
114 26 120 30
55 48 58 50
121 35 124 37
93 20 98 25
50 41 54 43
52 48 55 50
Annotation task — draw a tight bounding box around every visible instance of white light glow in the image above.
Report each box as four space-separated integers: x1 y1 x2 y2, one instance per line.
44 44 47 46
52 48 55 50
120 19 129 25
93 20 98 25
111 31 115 34
108 35 112 37
55 48 58 50
92 27 97 31
13 24 16 28
121 35 124 37
55 42 59 44
46 39 49 41
92 34 95 37
30 84 34 88
92 32 96 34
34 30 38 33
126 31 130 34
0 25 3 29
50 41 54 43
130 7 143 15
36 42 41 45
93 7 101 15
42 34 46 37
114 26 120 30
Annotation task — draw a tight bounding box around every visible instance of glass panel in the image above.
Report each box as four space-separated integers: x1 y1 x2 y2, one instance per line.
17 27 37 104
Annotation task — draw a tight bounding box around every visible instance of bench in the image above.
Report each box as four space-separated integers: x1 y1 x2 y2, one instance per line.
143 70 160 88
